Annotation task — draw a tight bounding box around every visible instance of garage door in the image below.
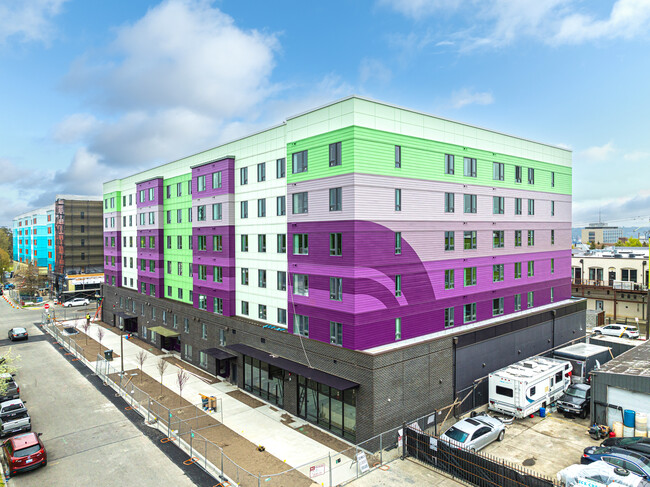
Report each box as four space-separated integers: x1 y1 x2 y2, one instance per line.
607 386 650 428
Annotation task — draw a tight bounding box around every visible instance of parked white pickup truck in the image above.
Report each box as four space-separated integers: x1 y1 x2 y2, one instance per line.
0 399 30 437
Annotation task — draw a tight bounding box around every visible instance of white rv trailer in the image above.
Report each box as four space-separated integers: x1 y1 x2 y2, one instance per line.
488 356 572 418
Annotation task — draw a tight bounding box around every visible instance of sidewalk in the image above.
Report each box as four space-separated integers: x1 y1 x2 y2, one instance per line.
67 318 351 475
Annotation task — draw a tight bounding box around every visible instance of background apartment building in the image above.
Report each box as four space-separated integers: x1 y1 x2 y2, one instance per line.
12 205 56 275
102 96 585 442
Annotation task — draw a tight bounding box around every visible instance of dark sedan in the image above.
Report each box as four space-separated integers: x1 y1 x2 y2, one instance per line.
602 437 650 458
582 446 650 480
8 328 28 341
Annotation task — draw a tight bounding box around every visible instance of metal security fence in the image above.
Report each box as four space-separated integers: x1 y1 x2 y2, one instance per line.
405 426 561 487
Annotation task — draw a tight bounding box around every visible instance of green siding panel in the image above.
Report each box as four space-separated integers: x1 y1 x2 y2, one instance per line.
103 191 122 213
287 126 571 195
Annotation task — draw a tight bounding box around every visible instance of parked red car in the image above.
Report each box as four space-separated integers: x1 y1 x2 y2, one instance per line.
2 432 46 477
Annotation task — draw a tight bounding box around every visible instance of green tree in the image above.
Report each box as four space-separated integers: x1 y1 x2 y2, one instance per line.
0 248 10 280
0 227 12 256
617 238 643 247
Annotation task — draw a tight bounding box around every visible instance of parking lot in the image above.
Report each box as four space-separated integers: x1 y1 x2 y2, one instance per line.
0 300 211 486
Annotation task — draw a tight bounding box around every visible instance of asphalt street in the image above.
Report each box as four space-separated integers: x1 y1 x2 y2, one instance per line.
0 300 216 486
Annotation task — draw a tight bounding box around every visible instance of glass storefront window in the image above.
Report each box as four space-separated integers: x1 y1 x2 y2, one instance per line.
243 355 283 407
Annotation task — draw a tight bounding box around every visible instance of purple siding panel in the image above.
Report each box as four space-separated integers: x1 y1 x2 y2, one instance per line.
103 230 122 287
288 220 571 350
136 178 164 208
191 158 234 198
137 229 164 297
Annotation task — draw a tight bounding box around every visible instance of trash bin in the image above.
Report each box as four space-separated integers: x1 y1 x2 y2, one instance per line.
104 349 114 361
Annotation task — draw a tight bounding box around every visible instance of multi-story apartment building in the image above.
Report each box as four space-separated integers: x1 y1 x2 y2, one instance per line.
572 247 648 323
102 96 586 443
12 205 56 275
12 196 104 300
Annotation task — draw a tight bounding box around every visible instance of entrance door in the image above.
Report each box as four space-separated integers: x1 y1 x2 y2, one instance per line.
573 267 582 283
609 271 616 286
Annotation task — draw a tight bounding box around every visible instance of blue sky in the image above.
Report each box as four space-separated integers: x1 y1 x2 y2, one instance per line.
1 0 649 228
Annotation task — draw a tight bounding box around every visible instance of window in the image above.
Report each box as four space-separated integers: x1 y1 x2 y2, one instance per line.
329 187 342 211
514 198 522 215
241 301 249 315
330 277 342 301
197 205 206 221
213 171 222 189
445 193 454 213
292 192 308 214
395 274 402 296
395 189 401 211
184 343 193 361
528 199 535 215
528 167 535 184
444 307 455 328
257 198 266 217
528 230 535 246
258 269 267 288
148 212 155 224
444 231 455 251
551 172 555 187
240 167 248 185
293 273 309 296
515 165 522 183
198 265 207 280
258 304 267 320
445 269 454 289
464 267 477 286
214 266 223 282
176 209 182 223
177 182 183 196
514 294 521 311
276 158 286 178
277 271 286 291
277 196 286 216
197 175 206 192
551 258 555 274
329 142 342 166
395 145 401 168
330 322 342 345
464 157 477 177
241 200 248 218
149 260 156 272
493 162 504 181
241 268 249 285
550 287 554 303
292 150 308 173
277 308 287 325
464 194 477 213
330 233 342 256
200 352 208 368
241 235 248 252
277 234 286 253
515 230 522 247
258 234 266 253
293 234 308 255
294 314 309 337
464 303 476 323
551 201 555 217
527 291 534 308
528 261 535 277
444 154 454 175
464 231 477 250
493 264 504 282
514 262 522 279
493 230 504 248
167 210 172 224
214 235 223 251
201 323 208 339
493 196 504 215
194 235 204 250
212 203 222 220
395 232 402 255
148 187 155 201
257 162 266 182
493 297 504 316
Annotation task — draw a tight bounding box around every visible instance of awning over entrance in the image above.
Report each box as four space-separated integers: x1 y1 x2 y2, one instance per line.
201 348 236 360
227 343 359 391
149 326 180 338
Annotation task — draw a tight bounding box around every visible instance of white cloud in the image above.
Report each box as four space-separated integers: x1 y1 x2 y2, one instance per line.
579 142 615 162
624 151 650 161
359 58 393 86
378 0 461 19
450 88 494 109
52 113 99 143
0 0 68 45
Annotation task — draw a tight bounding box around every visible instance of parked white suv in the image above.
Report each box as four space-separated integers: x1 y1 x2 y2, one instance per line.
63 298 90 308
593 324 639 339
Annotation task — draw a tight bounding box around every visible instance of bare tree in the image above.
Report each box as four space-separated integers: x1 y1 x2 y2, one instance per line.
135 350 148 383
81 321 91 345
156 358 169 397
176 368 190 406
96 327 105 352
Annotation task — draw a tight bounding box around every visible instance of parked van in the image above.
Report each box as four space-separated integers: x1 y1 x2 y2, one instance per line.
488 356 572 418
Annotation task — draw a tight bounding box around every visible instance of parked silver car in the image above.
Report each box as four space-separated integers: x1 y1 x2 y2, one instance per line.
440 415 505 451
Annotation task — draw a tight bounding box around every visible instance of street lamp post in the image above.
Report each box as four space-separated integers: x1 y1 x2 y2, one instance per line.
120 323 124 376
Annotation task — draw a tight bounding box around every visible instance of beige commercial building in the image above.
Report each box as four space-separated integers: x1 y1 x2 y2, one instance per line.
581 223 623 246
